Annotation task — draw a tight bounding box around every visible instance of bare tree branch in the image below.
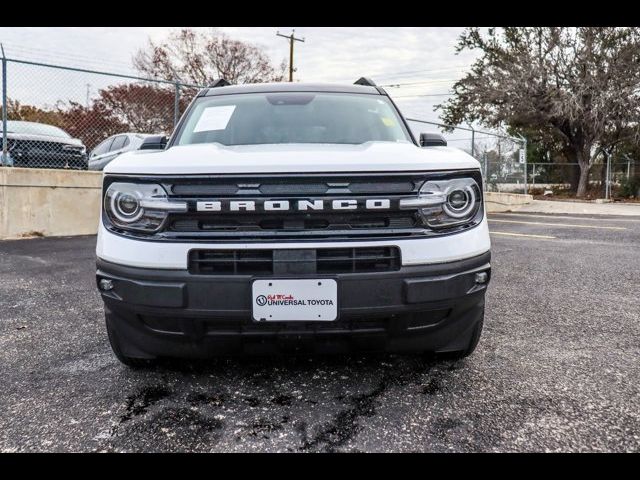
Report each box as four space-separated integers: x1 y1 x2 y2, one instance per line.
132 28 285 86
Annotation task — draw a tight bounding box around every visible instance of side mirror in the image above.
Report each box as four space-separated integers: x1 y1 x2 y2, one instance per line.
139 135 168 150
420 133 447 147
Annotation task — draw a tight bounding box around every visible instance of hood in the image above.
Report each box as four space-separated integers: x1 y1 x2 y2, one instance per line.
2 131 84 146
104 141 481 175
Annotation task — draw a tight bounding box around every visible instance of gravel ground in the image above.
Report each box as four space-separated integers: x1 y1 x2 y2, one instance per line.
1 212 639 452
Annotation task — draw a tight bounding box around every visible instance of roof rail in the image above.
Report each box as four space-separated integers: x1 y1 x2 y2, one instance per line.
209 78 231 88
354 77 376 87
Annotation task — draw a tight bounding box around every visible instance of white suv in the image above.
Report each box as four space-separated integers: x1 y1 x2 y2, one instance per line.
95 79 491 366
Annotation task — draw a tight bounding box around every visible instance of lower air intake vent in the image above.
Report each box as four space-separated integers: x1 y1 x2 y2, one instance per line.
189 250 273 275
188 247 401 275
316 247 401 274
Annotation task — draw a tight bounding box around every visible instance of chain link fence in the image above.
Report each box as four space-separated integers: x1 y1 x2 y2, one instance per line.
525 160 640 198
406 119 640 198
0 55 203 170
406 118 528 193
1 54 637 200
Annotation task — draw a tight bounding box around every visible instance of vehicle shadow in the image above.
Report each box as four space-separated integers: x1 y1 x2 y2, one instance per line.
143 351 453 375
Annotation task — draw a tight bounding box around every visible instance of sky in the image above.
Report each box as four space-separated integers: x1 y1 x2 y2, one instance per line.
0 27 486 146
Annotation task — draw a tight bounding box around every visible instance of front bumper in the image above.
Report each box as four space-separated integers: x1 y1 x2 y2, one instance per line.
97 251 491 357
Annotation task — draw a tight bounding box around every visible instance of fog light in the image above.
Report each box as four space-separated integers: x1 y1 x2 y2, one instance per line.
475 272 488 284
99 279 114 291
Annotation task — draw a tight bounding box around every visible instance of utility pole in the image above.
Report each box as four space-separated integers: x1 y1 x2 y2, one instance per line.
276 29 305 82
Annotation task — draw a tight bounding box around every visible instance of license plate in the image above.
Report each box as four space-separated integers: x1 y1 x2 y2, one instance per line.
252 279 338 322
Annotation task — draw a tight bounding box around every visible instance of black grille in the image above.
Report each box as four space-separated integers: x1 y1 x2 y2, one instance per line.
160 174 424 240
161 173 424 242
104 171 484 241
168 178 416 197
188 247 401 275
9 139 86 169
170 212 417 235
11 140 84 155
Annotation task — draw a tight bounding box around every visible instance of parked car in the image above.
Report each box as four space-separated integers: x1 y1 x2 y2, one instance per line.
88 133 156 171
1 121 87 169
96 79 491 367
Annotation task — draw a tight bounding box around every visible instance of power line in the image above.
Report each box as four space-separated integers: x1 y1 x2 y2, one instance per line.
334 66 469 85
381 79 458 87
445 136 506 142
391 93 453 98
371 65 470 80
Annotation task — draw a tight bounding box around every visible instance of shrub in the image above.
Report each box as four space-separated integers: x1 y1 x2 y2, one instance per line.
618 177 640 198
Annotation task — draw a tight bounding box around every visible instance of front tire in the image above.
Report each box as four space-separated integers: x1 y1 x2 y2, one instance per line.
105 313 155 368
439 313 484 360
424 308 484 361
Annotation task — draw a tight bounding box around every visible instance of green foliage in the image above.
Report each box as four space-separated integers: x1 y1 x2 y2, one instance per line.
437 27 640 197
619 177 640 198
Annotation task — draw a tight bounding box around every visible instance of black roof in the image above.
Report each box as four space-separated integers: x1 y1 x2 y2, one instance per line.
201 82 383 97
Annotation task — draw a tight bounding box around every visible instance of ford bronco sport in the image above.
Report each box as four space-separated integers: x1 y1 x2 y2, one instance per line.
95 78 491 366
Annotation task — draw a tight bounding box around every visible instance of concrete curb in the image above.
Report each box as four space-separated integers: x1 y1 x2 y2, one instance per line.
507 199 640 217
484 192 533 213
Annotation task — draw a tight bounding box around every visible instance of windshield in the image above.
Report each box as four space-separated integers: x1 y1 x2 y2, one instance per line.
175 92 412 146
7 121 71 138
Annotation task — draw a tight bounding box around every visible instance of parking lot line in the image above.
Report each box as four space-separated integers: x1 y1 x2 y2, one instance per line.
490 213 640 223
490 231 557 239
488 219 627 230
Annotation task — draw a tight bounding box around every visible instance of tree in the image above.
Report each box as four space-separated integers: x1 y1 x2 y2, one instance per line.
3 98 64 126
95 83 188 134
57 101 126 150
133 28 286 86
56 83 193 150
438 27 640 197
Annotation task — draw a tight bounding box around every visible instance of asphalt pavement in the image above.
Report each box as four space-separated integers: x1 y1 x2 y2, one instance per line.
1 212 639 452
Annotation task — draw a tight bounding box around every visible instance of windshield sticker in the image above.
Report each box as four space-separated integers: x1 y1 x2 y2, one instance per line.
194 105 236 132
381 117 396 127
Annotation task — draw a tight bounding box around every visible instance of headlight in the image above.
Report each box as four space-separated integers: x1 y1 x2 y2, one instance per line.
400 177 482 229
104 182 187 232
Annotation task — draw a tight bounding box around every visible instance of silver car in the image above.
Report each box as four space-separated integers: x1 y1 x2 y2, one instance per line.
88 133 156 171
